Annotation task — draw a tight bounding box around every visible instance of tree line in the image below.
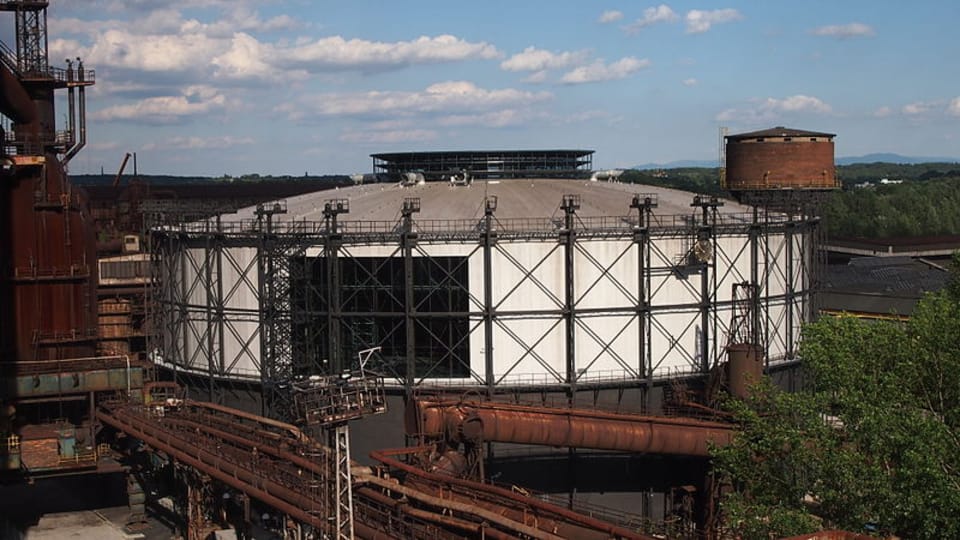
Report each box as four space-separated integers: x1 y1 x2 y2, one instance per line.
622 163 960 239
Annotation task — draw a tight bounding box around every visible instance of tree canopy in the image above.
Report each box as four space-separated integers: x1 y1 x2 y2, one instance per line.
712 253 960 539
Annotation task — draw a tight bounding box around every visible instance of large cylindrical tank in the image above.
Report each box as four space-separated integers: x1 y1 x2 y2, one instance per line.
726 343 763 400
725 126 837 191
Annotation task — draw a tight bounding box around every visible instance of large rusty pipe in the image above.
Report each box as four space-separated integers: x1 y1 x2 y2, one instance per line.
354 470 562 540
371 446 654 540
98 409 325 529
409 399 733 457
356 486 522 540
0 63 36 124
354 521 403 540
186 400 306 441
62 83 85 164
161 416 327 476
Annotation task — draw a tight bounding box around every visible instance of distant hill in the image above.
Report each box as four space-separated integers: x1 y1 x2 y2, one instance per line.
633 159 717 169
836 153 960 165
633 154 960 170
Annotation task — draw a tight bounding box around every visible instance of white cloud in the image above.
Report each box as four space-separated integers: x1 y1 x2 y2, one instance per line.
500 47 590 72
90 85 229 123
142 136 255 151
52 8 499 84
212 32 303 81
682 78 698 86
339 129 438 144
523 70 549 84
624 5 678 33
811 22 875 39
715 94 832 123
561 57 650 84
279 34 500 72
437 109 539 128
772 95 832 113
685 9 742 34
902 101 933 115
598 10 623 24
284 81 551 119
873 106 892 118
949 98 960 117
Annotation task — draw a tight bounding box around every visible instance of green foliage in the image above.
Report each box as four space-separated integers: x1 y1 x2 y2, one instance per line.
622 162 960 238
713 270 960 539
824 176 960 237
621 168 724 196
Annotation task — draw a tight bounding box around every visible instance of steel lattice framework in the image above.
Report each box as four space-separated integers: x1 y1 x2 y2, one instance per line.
149 193 820 412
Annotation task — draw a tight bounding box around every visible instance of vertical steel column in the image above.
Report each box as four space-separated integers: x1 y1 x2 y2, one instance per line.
256 202 289 418
560 194 580 402
214 217 226 404
330 424 354 540
632 194 657 412
323 200 348 373
749 207 762 364
204 231 216 401
401 198 420 395
482 196 498 391
784 218 795 359
693 195 722 373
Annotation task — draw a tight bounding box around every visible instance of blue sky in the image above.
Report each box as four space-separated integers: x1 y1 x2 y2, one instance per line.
22 1 960 175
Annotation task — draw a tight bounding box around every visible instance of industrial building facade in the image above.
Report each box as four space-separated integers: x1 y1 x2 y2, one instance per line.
150 178 817 415
371 149 594 180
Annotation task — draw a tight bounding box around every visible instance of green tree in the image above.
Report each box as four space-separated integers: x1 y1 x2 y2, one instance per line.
712 256 960 538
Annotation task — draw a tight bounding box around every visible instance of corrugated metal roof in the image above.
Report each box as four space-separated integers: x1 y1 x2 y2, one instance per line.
231 178 753 223
726 126 835 140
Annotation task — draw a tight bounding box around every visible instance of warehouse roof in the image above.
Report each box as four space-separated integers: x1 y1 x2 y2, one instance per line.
232 178 753 223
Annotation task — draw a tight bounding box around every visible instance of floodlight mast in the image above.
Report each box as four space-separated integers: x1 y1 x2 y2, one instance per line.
291 351 386 540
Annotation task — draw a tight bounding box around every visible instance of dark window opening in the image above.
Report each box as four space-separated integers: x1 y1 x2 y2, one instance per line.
293 255 470 379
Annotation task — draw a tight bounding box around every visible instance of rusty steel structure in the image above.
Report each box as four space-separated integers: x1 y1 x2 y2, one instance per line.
97 396 656 539
407 397 733 458
0 1 147 482
1 0 96 365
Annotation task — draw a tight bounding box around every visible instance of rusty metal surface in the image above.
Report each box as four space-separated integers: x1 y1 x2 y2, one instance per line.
3 161 99 363
369 445 656 540
0 63 35 124
409 398 734 457
96 400 474 539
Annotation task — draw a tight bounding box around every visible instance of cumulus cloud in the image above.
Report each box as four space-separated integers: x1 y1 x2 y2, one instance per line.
523 70 549 84
902 101 933 115
90 85 229 124
500 47 590 72
598 10 623 24
715 94 832 123
142 136 255 151
278 34 500 72
623 5 678 33
282 81 551 119
949 97 960 117
561 57 650 84
682 78 698 86
811 22 875 39
873 106 892 118
53 8 499 84
685 9 742 34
